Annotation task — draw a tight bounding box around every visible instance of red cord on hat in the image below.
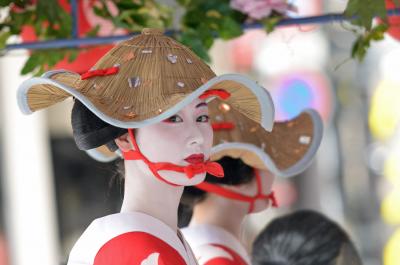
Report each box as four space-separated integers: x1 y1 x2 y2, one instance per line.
199 89 231 100
81 65 120 80
122 129 224 186
196 169 277 213
212 122 235 131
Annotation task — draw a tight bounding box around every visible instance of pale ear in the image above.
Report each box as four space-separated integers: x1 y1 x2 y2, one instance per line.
115 133 132 152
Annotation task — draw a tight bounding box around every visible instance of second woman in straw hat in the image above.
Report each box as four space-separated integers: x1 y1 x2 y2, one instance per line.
180 98 323 265
17 28 275 265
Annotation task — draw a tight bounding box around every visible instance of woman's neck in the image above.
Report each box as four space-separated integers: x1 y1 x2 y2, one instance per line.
189 194 248 239
120 160 183 232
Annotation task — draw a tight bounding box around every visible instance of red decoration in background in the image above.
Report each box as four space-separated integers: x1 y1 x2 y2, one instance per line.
20 0 126 73
230 30 266 72
385 0 400 40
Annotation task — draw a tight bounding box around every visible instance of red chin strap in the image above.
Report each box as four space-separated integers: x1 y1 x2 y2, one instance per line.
122 129 224 186
195 169 278 213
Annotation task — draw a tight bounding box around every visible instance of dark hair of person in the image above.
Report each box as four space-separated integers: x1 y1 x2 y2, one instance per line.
252 210 363 265
180 156 254 207
71 99 126 151
71 99 127 190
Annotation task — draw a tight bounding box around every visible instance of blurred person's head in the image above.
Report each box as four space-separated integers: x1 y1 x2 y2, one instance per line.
252 210 363 265
179 107 323 225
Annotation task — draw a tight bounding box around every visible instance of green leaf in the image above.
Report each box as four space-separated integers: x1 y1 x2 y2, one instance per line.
36 0 60 22
85 25 100 37
344 0 387 30
0 30 11 49
46 50 63 67
194 24 214 49
0 0 18 7
351 37 367 61
67 49 79 63
262 15 282 33
218 16 242 40
176 0 191 7
369 23 388 40
93 3 111 18
179 30 211 62
21 52 41 75
350 23 388 62
344 1 390 62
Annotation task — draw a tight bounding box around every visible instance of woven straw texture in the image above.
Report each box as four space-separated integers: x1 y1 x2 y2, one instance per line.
209 98 317 171
25 28 262 125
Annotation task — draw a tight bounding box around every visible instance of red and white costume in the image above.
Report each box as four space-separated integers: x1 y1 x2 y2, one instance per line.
68 212 198 265
181 225 250 265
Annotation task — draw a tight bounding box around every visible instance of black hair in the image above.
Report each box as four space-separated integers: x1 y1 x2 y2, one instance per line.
252 210 363 265
71 99 128 189
71 99 127 151
180 156 254 207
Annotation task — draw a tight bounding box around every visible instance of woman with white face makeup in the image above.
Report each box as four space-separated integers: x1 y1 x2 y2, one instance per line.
17 29 274 265
180 100 324 265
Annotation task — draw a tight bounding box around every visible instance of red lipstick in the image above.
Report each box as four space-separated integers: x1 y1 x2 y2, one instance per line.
184 154 205 165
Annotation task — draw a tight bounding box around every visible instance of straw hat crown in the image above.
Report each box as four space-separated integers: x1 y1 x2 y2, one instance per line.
20 28 275 131
26 28 216 122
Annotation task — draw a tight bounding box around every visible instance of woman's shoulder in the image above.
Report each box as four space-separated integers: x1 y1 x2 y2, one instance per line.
190 244 248 265
93 231 187 265
67 212 188 265
193 244 233 265
181 225 250 265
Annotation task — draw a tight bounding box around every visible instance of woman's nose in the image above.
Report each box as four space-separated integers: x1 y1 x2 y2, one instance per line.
186 124 205 147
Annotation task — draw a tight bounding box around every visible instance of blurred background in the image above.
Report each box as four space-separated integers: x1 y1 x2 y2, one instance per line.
0 0 400 265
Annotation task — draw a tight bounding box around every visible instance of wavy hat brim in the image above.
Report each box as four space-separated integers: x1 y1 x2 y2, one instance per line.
17 70 274 130
209 104 323 178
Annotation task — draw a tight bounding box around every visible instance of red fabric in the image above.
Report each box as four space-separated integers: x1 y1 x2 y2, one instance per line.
254 170 278 208
196 169 277 213
56 46 114 74
123 129 224 186
94 232 187 265
386 0 400 40
204 244 248 265
80 65 120 80
199 89 231 100
152 162 224 179
212 122 235 131
196 182 256 203
205 258 236 265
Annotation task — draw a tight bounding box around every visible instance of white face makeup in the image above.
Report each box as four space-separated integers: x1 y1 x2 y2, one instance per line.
134 98 213 186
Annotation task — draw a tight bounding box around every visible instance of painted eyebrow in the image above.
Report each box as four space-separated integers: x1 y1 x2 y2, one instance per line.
196 102 208 108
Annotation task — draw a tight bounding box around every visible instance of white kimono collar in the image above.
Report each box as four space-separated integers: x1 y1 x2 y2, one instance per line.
181 224 251 264
68 212 197 265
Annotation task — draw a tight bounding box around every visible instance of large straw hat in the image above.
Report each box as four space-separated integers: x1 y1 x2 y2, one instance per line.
17 28 274 132
208 99 323 178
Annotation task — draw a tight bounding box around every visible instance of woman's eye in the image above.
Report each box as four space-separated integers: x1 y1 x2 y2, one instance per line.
197 115 210 122
164 115 183 123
